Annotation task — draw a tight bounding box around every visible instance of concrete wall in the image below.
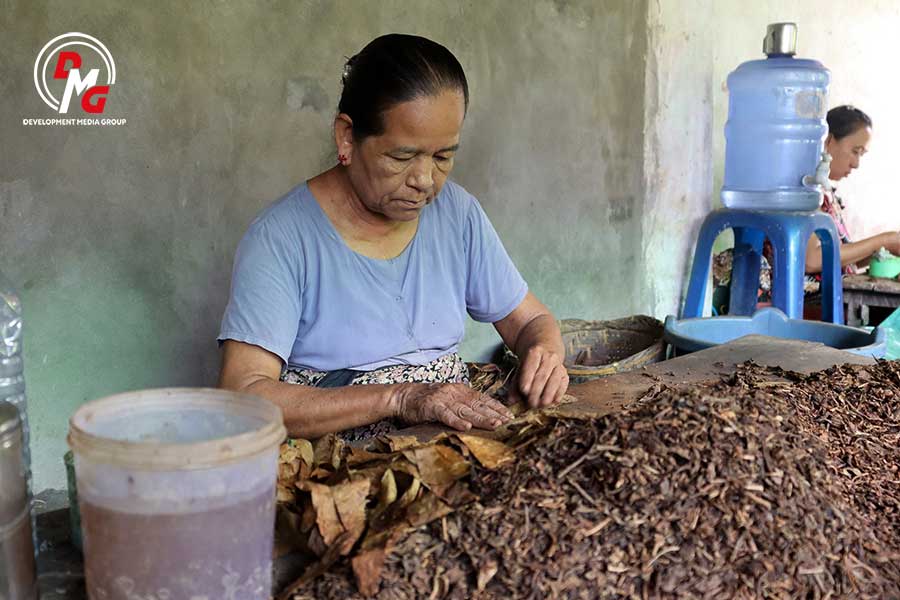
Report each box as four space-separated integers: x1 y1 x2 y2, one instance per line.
640 0 715 317
2 0 649 491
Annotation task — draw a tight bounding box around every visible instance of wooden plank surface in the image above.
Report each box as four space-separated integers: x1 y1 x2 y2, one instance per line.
842 274 900 325
843 273 900 293
845 290 900 309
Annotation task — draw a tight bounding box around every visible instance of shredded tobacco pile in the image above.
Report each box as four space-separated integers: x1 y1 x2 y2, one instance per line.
280 362 900 600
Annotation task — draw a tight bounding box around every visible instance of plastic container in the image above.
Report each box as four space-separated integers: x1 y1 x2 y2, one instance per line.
0 402 28 525
878 305 900 360
1 400 37 599
663 307 885 358
0 507 38 600
68 388 286 600
0 271 31 507
721 24 830 211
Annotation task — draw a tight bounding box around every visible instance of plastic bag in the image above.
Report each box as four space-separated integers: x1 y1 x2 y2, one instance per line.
878 305 900 360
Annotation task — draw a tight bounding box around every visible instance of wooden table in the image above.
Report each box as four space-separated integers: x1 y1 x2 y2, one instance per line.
843 273 900 326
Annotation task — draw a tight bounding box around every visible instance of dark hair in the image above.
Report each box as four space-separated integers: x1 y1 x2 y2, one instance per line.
827 105 872 140
338 34 469 140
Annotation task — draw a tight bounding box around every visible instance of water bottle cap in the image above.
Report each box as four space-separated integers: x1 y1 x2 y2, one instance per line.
764 22 798 57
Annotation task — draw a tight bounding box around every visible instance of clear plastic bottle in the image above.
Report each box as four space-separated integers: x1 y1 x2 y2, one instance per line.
0 271 31 509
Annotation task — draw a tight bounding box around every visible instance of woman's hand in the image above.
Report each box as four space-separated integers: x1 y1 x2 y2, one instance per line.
493 292 569 409
393 383 514 431
510 344 569 408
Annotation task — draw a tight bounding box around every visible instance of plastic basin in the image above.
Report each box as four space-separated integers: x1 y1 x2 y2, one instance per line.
664 307 886 358
68 388 286 600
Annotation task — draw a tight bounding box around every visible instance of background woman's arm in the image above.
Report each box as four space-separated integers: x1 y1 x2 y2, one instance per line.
805 231 900 273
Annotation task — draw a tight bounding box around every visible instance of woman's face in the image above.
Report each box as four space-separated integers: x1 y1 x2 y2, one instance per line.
825 126 872 181
344 90 465 222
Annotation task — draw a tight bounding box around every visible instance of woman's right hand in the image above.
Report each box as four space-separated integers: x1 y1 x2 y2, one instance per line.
393 383 514 431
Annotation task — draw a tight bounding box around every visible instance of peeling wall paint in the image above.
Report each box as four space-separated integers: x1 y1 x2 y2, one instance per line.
641 0 715 317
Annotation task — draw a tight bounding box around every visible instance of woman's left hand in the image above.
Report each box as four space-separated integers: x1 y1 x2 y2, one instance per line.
511 344 569 408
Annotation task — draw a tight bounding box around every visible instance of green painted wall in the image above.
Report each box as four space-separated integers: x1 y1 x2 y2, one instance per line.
2 0 650 491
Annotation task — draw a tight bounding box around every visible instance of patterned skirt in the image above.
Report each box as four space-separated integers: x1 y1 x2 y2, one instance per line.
280 352 470 441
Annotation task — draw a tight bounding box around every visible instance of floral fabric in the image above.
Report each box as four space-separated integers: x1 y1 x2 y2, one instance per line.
280 352 470 442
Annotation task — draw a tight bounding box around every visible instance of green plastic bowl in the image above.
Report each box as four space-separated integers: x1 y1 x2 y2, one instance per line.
869 257 900 279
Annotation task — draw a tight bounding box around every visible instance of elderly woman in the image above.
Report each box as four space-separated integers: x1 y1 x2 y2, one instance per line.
805 105 900 274
218 34 568 439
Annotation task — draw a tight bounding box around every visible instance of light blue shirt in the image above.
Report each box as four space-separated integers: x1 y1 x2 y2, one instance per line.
218 180 528 371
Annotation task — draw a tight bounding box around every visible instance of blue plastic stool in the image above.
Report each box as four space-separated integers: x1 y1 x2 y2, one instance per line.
681 209 843 323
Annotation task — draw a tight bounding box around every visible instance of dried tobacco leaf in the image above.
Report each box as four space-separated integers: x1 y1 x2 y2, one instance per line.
401 445 470 488
297 481 344 548
331 478 370 555
294 438 315 465
383 434 422 452
298 478 369 556
454 433 513 469
394 475 421 510
290 361 900 599
312 433 344 471
350 547 386 597
346 446 393 467
371 469 398 521
468 362 516 397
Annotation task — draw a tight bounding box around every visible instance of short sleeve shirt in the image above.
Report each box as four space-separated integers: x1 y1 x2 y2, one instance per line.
218 180 528 371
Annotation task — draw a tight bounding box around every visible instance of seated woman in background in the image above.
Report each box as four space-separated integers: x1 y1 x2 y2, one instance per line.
804 105 900 274
713 106 900 316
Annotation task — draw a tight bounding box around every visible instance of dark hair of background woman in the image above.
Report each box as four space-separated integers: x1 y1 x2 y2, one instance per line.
338 34 469 140
827 105 873 140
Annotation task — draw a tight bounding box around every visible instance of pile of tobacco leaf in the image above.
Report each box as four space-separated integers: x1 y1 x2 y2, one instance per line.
279 361 900 599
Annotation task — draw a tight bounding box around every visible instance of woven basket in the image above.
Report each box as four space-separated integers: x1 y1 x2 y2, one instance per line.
560 315 665 384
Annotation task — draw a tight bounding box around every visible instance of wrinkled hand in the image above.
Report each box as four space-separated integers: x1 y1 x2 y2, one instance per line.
510 345 569 408
395 383 514 431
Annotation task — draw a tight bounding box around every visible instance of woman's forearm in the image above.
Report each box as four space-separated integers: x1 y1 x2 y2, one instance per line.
512 313 565 358
241 378 401 439
806 232 896 274
838 236 893 267
218 340 509 438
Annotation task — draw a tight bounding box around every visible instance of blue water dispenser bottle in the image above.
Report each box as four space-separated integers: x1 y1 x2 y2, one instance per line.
721 23 831 211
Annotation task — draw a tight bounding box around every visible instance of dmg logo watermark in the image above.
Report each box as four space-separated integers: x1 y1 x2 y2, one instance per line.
24 32 126 126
